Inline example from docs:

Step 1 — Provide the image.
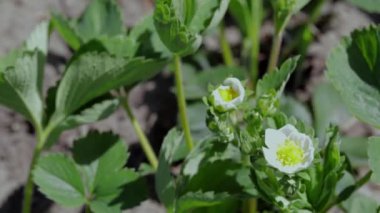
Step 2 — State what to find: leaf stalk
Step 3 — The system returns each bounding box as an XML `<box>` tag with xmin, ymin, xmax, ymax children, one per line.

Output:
<box><xmin>121</xmin><ymin>94</ymin><xmax>159</xmax><ymax>170</ymax></box>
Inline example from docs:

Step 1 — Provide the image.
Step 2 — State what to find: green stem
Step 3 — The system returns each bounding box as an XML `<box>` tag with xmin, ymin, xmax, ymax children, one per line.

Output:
<box><xmin>244</xmin><ymin>198</ymin><xmax>258</xmax><ymax>213</ymax></box>
<box><xmin>121</xmin><ymin>95</ymin><xmax>158</xmax><ymax>170</ymax></box>
<box><xmin>173</xmin><ymin>55</ymin><xmax>193</xmax><ymax>150</ymax></box>
<box><xmin>219</xmin><ymin>23</ymin><xmax>235</xmax><ymax>67</ymax></box>
<box><xmin>85</xmin><ymin>204</ymin><xmax>91</xmax><ymax>213</ymax></box>
<box><xmin>249</xmin><ymin>0</ymin><xmax>262</xmax><ymax>85</ymax></box>
<box><xmin>22</xmin><ymin>126</ymin><xmax>46</xmax><ymax>213</ymax></box>
<box><xmin>266</xmin><ymin>30</ymin><xmax>283</xmax><ymax>73</ymax></box>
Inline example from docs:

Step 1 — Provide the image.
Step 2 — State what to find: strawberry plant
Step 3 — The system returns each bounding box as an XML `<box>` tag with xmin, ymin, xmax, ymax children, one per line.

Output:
<box><xmin>0</xmin><ymin>0</ymin><xmax>379</xmax><ymax>212</ymax></box>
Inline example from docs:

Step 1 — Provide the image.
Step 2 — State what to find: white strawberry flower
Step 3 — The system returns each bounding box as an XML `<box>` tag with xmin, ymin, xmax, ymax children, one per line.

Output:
<box><xmin>263</xmin><ymin>124</ymin><xmax>314</xmax><ymax>174</ymax></box>
<box><xmin>211</xmin><ymin>77</ymin><xmax>245</xmax><ymax>112</ymax></box>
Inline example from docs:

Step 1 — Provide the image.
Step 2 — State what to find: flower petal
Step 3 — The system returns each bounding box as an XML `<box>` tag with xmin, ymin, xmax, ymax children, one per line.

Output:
<box><xmin>265</xmin><ymin>129</ymin><xmax>286</xmax><ymax>148</ymax></box>
<box><xmin>263</xmin><ymin>147</ymin><xmax>281</xmax><ymax>168</ymax></box>
<box><xmin>279</xmin><ymin>124</ymin><xmax>298</xmax><ymax>137</ymax></box>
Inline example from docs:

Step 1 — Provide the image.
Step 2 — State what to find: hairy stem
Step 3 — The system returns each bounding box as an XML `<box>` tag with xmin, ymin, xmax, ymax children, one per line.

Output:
<box><xmin>220</xmin><ymin>23</ymin><xmax>235</xmax><ymax>67</ymax></box>
<box><xmin>174</xmin><ymin>55</ymin><xmax>194</xmax><ymax>150</ymax></box>
<box><xmin>121</xmin><ymin>94</ymin><xmax>158</xmax><ymax>170</ymax></box>
<box><xmin>22</xmin><ymin>127</ymin><xmax>46</xmax><ymax>213</ymax></box>
<box><xmin>249</xmin><ymin>0</ymin><xmax>263</xmax><ymax>85</ymax></box>
<box><xmin>266</xmin><ymin>30</ymin><xmax>284</xmax><ymax>73</ymax></box>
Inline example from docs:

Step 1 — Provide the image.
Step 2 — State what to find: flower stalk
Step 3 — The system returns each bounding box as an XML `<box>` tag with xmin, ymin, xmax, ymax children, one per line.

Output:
<box><xmin>220</xmin><ymin>23</ymin><xmax>235</xmax><ymax>67</ymax></box>
<box><xmin>266</xmin><ymin>30</ymin><xmax>284</xmax><ymax>73</ymax></box>
<box><xmin>174</xmin><ymin>55</ymin><xmax>194</xmax><ymax>150</ymax></box>
<box><xmin>249</xmin><ymin>0</ymin><xmax>263</xmax><ymax>84</ymax></box>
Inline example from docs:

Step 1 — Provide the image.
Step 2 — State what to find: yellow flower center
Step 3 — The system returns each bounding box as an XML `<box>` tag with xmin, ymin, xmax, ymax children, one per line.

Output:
<box><xmin>218</xmin><ymin>87</ymin><xmax>239</xmax><ymax>102</ymax></box>
<box><xmin>276</xmin><ymin>139</ymin><xmax>304</xmax><ymax>166</ymax></box>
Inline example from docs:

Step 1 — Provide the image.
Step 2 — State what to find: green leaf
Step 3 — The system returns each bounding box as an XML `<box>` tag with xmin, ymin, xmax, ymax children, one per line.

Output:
<box><xmin>155</xmin><ymin>128</ymin><xmax>184</xmax><ymax>211</ymax></box>
<box><xmin>98</xmin><ymin>36</ymin><xmax>139</xmax><ymax>58</ymax></box>
<box><xmin>34</xmin><ymin>154</ymin><xmax>86</xmax><ymax>207</ymax></box>
<box><xmin>35</xmin><ymin>132</ymin><xmax>144</xmax><ymax>211</ymax></box>
<box><xmin>25</xmin><ymin>20</ymin><xmax>49</xmax><ymax>56</ymax></box>
<box><xmin>44</xmin><ymin>98</ymin><xmax>120</xmax><ymax>148</ymax></box>
<box><xmin>327</xmin><ymin>26</ymin><xmax>380</xmax><ymax>128</ymax></box>
<box><xmin>51</xmin><ymin>12</ymin><xmax>81</xmax><ymax>50</ymax></box>
<box><xmin>189</xmin><ymin>0</ymin><xmax>231</xmax><ymax>33</ymax></box>
<box><xmin>72</xmin><ymin>132</ymin><xmax>140</xmax><ymax>209</ymax></box>
<box><xmin>342</xmin><ymin>193</ymin><xmax>379</xmax><ymax>213</ymax></box>
<box><xmin>312</xmin><ymin>82</ymin><xmax>351</xmax><ymax>139</ymax></box>
<box><xmin>368</xmin><ymin>137</ymin><xmax>380</xmax><ymax>183</ymax></box>
<box><xmin>76</xmin><ymin>0</ymin><xmax>125</xmax><ymax>43</ymax></box>
<box><xmin>0</xmin><ymin>21</ymin><xmax>49</xmax><ymax>126</ymax></box>
<box><xmin>341</xmin><ymin>137</ymin><xmax>368</xmax><ymax>167</ymax></box>
<box><xmin>0</xmin><ymin>51</ymin><xmax>43</xmax><ymax>126</ymax></box>
<box><xmin>177</xmin><ymin>191</ymin><xmax>231</xmax><ymax>212</ymax></box>
<box><xmin>178</xmin><ymin>141</ymin><xmax>257</xmax><ymax>211</ymax></box>
<box><xmin>347</xmin><ymin>0</ymin><xmax>380</xmax><ymax>13</ymax></box>
<box><xmin>52</xmin><ymin>51</ymin><xmax>166</xmax><ymax>120</ymax></box>
<box><xmin>256</xmin><ymin>56</ymin><xmax>299</xmax><ymax>98</ymax></box>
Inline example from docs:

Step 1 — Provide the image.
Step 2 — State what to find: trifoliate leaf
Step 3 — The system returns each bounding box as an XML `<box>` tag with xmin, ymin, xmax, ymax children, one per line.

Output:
<box><xmin>72</xmin><ymin>132</ymin><xmax>139</xmax><ymax>203</ymax></box>
<box><xmin>256</xmin><ymin>56</ymin><xmax>299</xmax><ymax>98</ymax></box>
<box><xmin>368</xmin><ymin>137</ymin><xmax>380</xmax><ymax>184</ymax></box>
<box><xmin>155</xmin><ymin>128</ymin><xmax>184</xmax><ymax>212</ymax></box>
<box><xmin>327</xmin><ymin>26</ymin><xmax>380</xmax><ymax>128</ymax></box>
<box><xmin>34</xmin><ymin>154</ymin><xmax>86</xmax><ymax>207</ymax></box>
<box><xmin>36</xmin><ymin>132</ymin><xmax>144</xmax><ymax>211</ymax></box>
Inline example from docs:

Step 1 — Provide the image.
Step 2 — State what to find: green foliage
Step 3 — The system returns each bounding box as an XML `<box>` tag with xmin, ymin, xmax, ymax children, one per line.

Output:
<box><xmin>256</xmin><ymin>56</ymin><xmax>299</xmax><ymax>98</ymax></box>
<box><xmin>341</xmin><ymin>137</ymin><xmax>368</xmax><ymax>167</ymax></box>
<box><xmin>33</xmin><ymin>154</ymin><xmax>86</xmax><ymax>207</ymax></box>
<box><xmin>34</xmin><ymin>132</ymin><xmax>146</xmax><ymax>212</ymax></box>
<box><xmin>327</xmin><ymin>26</ymin><xmax>380</xmax><ymax>128</ymax></box>
<box><xmin>368</xmin><ymin>137</ymin><xmax>380</xmax><ymax>183</ymax></box>
<box><xmin>153</xmin><ymin>0</ymin><xmax>230</xmax><ymax>56</ymax></box>
<box><xmin>177</xmin><ymin>141</ymin><xmax>257</xmax><ymax>212</ymax></box>
<box><xmin>51</xmin><ymin>0</ymin><xmax>125</xmax><ymax>50</ymax></box>
<box><xmin>155</xmin><ymin>128</ymin><xmax>184</xmax><ymax>212</ymax></box>
<box><xmin>0</xmin><ymin>21</ymin><xmax>49</xmax><ymax>127</ymax></box>
<box><xmin>347</xmin><ymin>0</ymin><xmax>380</xmax><ymax>13</ymax></box>
<box><xmin>46</xmin><ymin>49</ymin><xmax>166</xmax><ymax>139</ymax></box>
<box><xmin>312</xmin><ymin>82</ymin><xmax>351</xmax><ymax>139</ymax></box>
